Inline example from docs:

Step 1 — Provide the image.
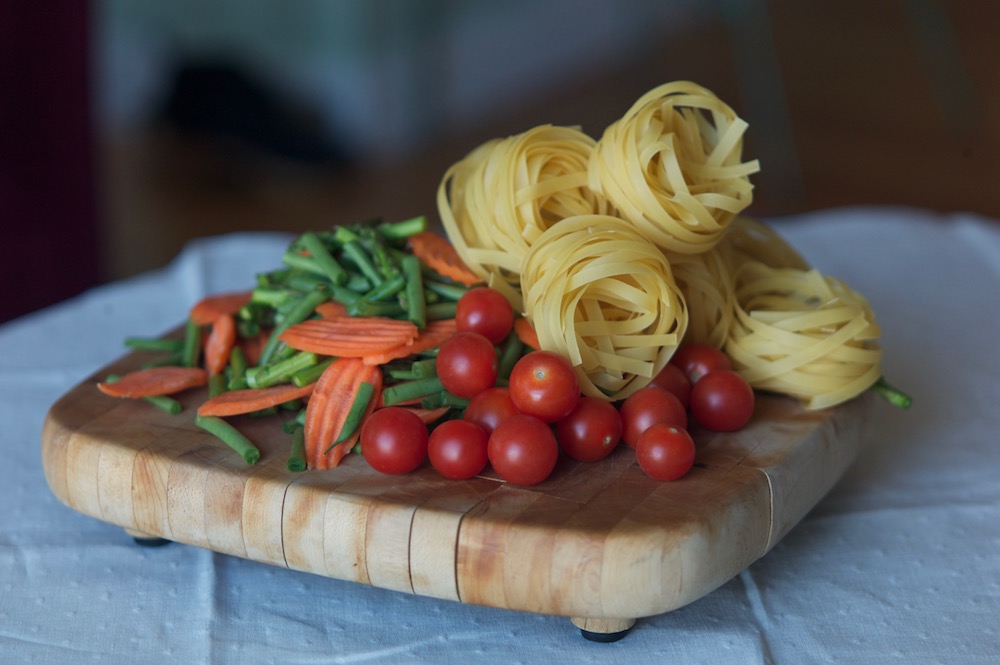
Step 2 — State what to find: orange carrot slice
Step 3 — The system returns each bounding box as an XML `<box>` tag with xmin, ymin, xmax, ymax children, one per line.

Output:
<box><xmin>400</xmin><ymin>405</ymin><xmax>451</xmax><ymax>425</ymax></box>
<box><xmin>204</xmin><ymin>314</ymin><xmax>237</xmax><ymax>375</ymax></box>
<box><xmin>514</xmin><ymin>317</ymin><xmax>541</xmax><ymax>351</ymax></box>
<box><xmin>315</xmin><ymin>301</ymin><xmax>349</xmax><ymax>319</ymax></box>
<box><xmin>408</xmin><ymin>231</ymin><xmax>483</xmax><ymax>286</ymax></box>
<box><xmin>197</xmin><ymin>382</ymin><xmax>316</xmax><ymax>417</ymax></box>
<box><xmin>304</xmin><ymin>358</ymin><xmax>383</xmax><ymax>470</ymax></box>
<box><xmin>189</xmin><ymin>291</ymin><xmax>253</xmax><ymax>326</ymax></box>
<box><xmin>280</xmin><ymin>317</ymin><xmax>419</xmax><ymax>357</ymax></box>
<box><xmin>362</xmin><ymin>318</ymin><xmax>458</xmax><ymax>365</ymax></box>
<box><xmin>98</xmin><ymin>367</ymin><xmax>209</xmax><ymax>398</ymax></box>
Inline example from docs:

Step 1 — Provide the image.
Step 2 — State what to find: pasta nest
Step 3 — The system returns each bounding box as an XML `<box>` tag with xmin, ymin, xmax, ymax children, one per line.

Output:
<box><xmin>588</xmin><ymin>81</ymin><xmax>760</xmax><ymax>254</ymax></box>
<box><xmin>436</xmin><ymin>124</ymin><xmax>612</xmax><ymax>291</ymax></box>
<box><xmin>665</xmin><ymin>245</ymin><xmax>735</xmax><ymax>350</ymax></box>
<box><xmin>724</xmin><ymin>261</ymin><xmax>883</xmax><ymax>410</ymax></box>
<box><xmin>521</xmin><ymin>215</ymin><xmax>688</xmax><ymax>400</ymax></box>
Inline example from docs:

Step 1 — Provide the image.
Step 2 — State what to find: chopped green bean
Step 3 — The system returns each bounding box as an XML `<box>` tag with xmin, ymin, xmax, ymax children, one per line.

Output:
<box><xmin>376</xmin><ymin>215</ymin><xmax>427</xmax><ymax>240</ymax></box>
<box><xmin>423</xmin><ymin>280</ymin><xmax>469</xmax><ymax>302</ymax></box>
<box><xmin>287</xmin><ymin>424</ymin><xmax>307</xmax><ymax>472</ymax></box>
<box><xmin>291</xmin><ymin>357</ymin><xmax>335</xmax><ymax>387</ymax></box>
<box><xmin>382</xmin><ymin>376</ymin><xmax>443</xmax><ymax>406</ymax></box>
<box><xmin>325</xmin><ymin>381</ymin><xmax>376</xmax><ymax>453</ymax></box>
<box><xmin>497</xmin><ymin>331</ymin><xmax>525</xmax><ymax>380</ymax></box>
<box><xmin>401</xmin><ymin>255</ymin><xmax>426</xmax><ymax>329</ymax></box>
<box><xmin>347</xmin><ymin>299</ymin><xmax>405</xmax><ymax>318</ymax></box>
<box><xmin>361</xmin><ymin>273</ymin><xmax>406</xmax><ymax>302</ymax></box>
<box><xmin>181</xmin><ymin>320</ymin><xmax>202</xmax><ymax>368</ymax></box>
<box><xmin>195</xmin><ymin>415</ymin><xmax>260</xmax><ymax>464</ymax></box>
<box><xmin>141</xmin><ymin>352</ymin><xmax>184</xmax><ymax>369</ymax></box>
<box><xmin>411</xmin><ymin>358</ymin><xmax>437</xmax><ymax>378</ymax></box>
<box><xmin>124</xmin><ymin>337</ymin><xmax>184</xmax><ymax>352</ymax></box>
<box><xmin>228</xmin><ymin>346</ymin><xmax>248</xmax><ymax>390</ymax></box>
<box><xmin>872</xmin><ymin>376</ymin><xmax>913</xmax><ymax>409</ymax></box>
<box><xmin>246</xmin><ymin>351</ymin><xmax>319</xmax><ymax>389</ymax></box>
<box><xmin>300</xmin><ymin>231</ymin><xmax>349</xmax><ymax>286</ymax></box>
<box><xmin>425</xmin><ymin>301</ymin><xmax>458</xmax><ymax>321</ymax></box>
<box><xmin>342</xmin><ymin>240</ymin><xmax>383</xmax><ymax>288</ymax></box>
<box><xmin>251</xmin><ymin>287</ymin><xmax>298</xmax><ymax>308</ymax></box>
<box><xmin>208</xmin><ymin>373</ymin><xmax>227</xmax><ymax>398</ymax></box>
<box><xmin>258</xmin><ymin>289</ymin><xmax>329</xmax><ymax>366</ymax></box>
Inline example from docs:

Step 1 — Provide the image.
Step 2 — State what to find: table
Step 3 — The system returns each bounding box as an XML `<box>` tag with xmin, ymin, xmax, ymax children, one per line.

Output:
<box><xmin>3</xmin><ymin>207</ymin><xmax>998</xmax><ymax>663</ymax></box>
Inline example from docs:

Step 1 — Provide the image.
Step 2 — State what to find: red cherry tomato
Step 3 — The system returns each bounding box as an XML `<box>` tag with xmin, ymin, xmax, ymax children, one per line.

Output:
<box><xmin>435</xmin><ymin>332</ymin><xmax>498</xmax><ymax>398</ymax></box>
<box><xmin>487</xmin><ymin>414</ymin><xmax>559</xmax><ymax>486</ymax></box>
<box><xmin>690</xmin><ymin>369</ymin><xmax>755</xmax><ymax>432</ymax></box>
<box><xmin>554</xmin><ymin>397</ymin><xmax>622</xmax><ymax>462</ymax></box>
<box><xmin>463</xmin><ymin>386</ymin><xmax>519</xmax><ymax>436</ymax></box>
<box><xmin>508</xmin><ymin>351</ymin><xmax>580</xmax><ymax>423</ymax></box>
<box><xmin>360</xmin><ymin>407</ymin><xmax>428</xmax><ymax>474</ymax></box>
<box><xmin>456</xmin><ymin>287</ymin><xmax>514</xmax><ymax>344</ymax></box>
<box><xmin>428</xmin><ymin>419</ymin><xmax>489</xmax><ymax>479</ymax></box>
<box><xmin>670</xmin><ymin>343</ymin><xmax>731</xmax><ymax>384</ymax></box>
<box><xmin>648</xmin><ymin>362</ymin><xmax>692</xmax><ymax>408</ymax></box>
<box><xmin>636</xmin><ymin>423</ymin><xmax>696</xmax><ymax>481</ymax></box>
<box><xmin>619</xmin><ymin>386</ymin><xmax>688</xmax><ymax>448</ymax></box>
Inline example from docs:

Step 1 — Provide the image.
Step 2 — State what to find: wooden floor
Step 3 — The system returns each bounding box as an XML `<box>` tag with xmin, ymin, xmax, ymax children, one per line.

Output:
<box><xmin>100</xmin><ymin>0</ymin><xmax>1000</xmax><ymax>282</ymax></box>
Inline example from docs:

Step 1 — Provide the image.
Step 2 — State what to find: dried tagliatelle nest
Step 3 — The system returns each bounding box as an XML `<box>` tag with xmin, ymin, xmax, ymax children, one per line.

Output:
<box><xmin>520</xmin><ymin>215</ymin><xmax>688</xmax><ymax>400</ymax></box>
<box><xmin>724</xmin><ymin>261</ymin><xmax>882</xmax><ymax>410</ymax></box>
<box><xmin>588</xmin><ymin>81</ymin><xmax>760</xmax><ymax>255</ymax></box>
<box><xmin>437</xmin><ymin>124</ymin><xmax>613</xmax><ymax>292</ymax></box>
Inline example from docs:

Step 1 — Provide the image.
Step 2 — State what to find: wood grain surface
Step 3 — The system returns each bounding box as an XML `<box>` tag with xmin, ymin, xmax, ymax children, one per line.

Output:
<box><xmin>41</xmin><ymin>349</ymin><xmax>878</xmax><ymax>630</ymax></box>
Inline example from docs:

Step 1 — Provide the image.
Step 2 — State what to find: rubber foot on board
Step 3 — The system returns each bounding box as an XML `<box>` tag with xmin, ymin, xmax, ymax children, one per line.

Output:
<box><xmin>571</xmin><ymin>617</ymin><xmax>635</xmax><ymax>642</ymax></box>
<box><xmin>133</xmin><ymin>536</ymin><xmax>172</xmax><ymax>547</ymax></box>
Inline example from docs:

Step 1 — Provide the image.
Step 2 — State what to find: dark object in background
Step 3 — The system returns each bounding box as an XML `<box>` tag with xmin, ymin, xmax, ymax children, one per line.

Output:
<box><xmin>0</xmin><ymin>0</ymin><xmax>101</xmax><ymax>324</ymax></box>
<box><xmin>158</xmin><ymin>60</ymin><xmax>351</xmax><ymax>167</ymax></box>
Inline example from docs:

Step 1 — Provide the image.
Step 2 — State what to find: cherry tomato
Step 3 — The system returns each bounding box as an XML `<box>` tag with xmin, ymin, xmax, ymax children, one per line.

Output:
<box><xmin>487</xmin><ymin>414</ymin><xmax>559</xmax><ymax>486</ymax></box>
<box><xmin>636</xmin><ymin>423</ymin><xmax>696</xmax><ymax>481</ymax></box>
<box><xmin>456</xmin><ymin>287</ymin><xmax>514</xmax><ymax>344</ymax></box>
<box><xmin>554</xmin><ymin>397</ymin><xmax>622</xmax><ymax>462</ymax></box>
<box><xmin>463</xmin><ymin>386</ymin><xmax>519</xmax><ymax>436</ymax></box>
<box><xmin>428</xmin><ymin>419</ymin><xmax>489</xmax><ymax>479</ymax></box>
<box><xmin>360</xmin><ymin>407</ymin><xmax>428</xmax><ymax>474</ymax></box>
<box><xmin>508</xmin><ymin>351</ymin><xmax>580</xmax><ymax>423</ymax></box>
<box><xmin>649</xmin><ymin>362</ymin><xmax>692</xmax><ymax>408</ymax></box>
<box><xmin>619</xmin><ymin>386</ymin><xmax>688</xmax><ymax>448</ymax></box>
<box><xmin>670</xmin><ymin>343</ymin><xmax>731</xmax><ymax>384</ymax></box>
<box><xmin>436</xmin><ymin>331</ymin><xmax>498</xmax><ymax>398</ymax></box>
<box><xmin>690</xmin><ymin>369</ymin><xmax>755</xmax><ymax>432</ymax></box>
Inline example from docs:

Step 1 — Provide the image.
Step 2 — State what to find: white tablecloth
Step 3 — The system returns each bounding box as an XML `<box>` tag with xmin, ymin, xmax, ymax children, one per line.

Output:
<box><xmin>3</xmin><ymin>207</ymin><xmax>998</xmax><ymax>664</ymax></box>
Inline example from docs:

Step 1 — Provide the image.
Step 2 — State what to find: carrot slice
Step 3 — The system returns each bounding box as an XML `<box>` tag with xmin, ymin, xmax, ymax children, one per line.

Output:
<box><xmin>514</xmin><ymin>317</ymin><xmax>541</xmax><ymax>351</ymax></box>
<box><xmin>315</xmin><ymin>301</ymin><xmax>349</xmax><ymax>319</ymax></box>
<box><xmin>98</xmin><ymin>367</ymin><xmax>209</xmax><ymax>398</ymax></box>
<box><xmin>189</xmin><ymin>291</ymin><xmax>253</xmax><ymax>326</ymax></box>
<box><xmin>204</xmin><ymin>314</ymin><xmax>237</xmax><ymax>375</ymax></box>
<box><xmin>280</xmin><ymin>317</ymin><xmax>419</xmax><ymax>357</ymax></box>
<box><xmin>197</xmin><ymin>382</ymin><xmax>316</xmax><ymax>417</ymax></box>
<box><xmin>362</xmin><ymin>318</ymin><xmax>458</xmax><ymax>365</ymax></box>
<box><xmin>304</xmin><ymin>358</ymin><xmax>383</xmax><ymax>470</ymax></box>
<box><xmin>408</xmin><ymin>231</ymin><xmax>483</xmax><ymax>286</ymax></box>
<box><xmin>400</xmin><ymin>405</ymin><xmax>451</xmax><ymax>425</ymax></box>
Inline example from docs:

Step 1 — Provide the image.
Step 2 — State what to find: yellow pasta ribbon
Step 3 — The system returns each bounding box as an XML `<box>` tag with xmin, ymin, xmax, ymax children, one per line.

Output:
<box><xmin>725</xmin><ymin>261</ymin><xmax>882</xmax><ymax>410</ymax></box>
<box><xmin>589</xmin><ymin>81</ymin><xmax>760</xmax><ymax>254</ymax></box>
<box><xmin>521</xmin><ymin>215</ymin><xmax>688</xmax><ymax>400</ymax></box>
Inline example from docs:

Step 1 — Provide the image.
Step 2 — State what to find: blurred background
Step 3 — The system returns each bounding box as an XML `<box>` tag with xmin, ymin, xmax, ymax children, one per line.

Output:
<box><xmin>3</xmin><ymin>0</ymin><xmax>998</xmax><ymax>323</ymax></box>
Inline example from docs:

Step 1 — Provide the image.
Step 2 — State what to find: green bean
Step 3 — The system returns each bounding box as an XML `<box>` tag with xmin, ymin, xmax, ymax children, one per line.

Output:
<box><xmin>195</xmin><ymin>415</ymin><xmax>260</xmax><ymax>465</ymax></box>
<box><xmin>411</xmin><ymin>358</ymin><xmax>437</xmax><ymax>378</ymax></box>
<box><xmin>425</xmin><ymin>301</ymin><xmax>458</xmax><ymax>321</ymax></box>
<box><xmin>381</xmin><ymin>376</ymin><xmax>443</xmax><ymax>406</ymax></box>
<box><xmin>497</xmin><ymin>331</ymin><xmax>525</xmax><ymax>380</ymax></box>
<box><xmin>287</xmin><ymin>425</ymin><xmax>307</xmax><ymax>472</ymax></box>
<box><xmin>423</xmin><ymin>280</ymin><xmax>469</xmax><ymax>302</ymax></box>
<box><xmin>401</xmin><ymin>255</ymin><xmax>426</xmax><ymax>329</ymax></box>
<box><xmin>124</xmin><ymin>337</ymin><xmax>184</xmax><ymax>353</ymax></box>
<box><xmin>181</xmin><ymin>320</ymin><xmax>202</xmax><ymax>368</ymax></box>
<box><xmin>245</xmin><ymin>351</ymin><xmax>319</xmax><ymax>389</ymax></box>
<box><xmin>291</xmin><ymin>357</ymin><xmax>335</xmax><ymax>387</ymax></box>
<box><xmin>376</xmin><ymin>215</ymin><xmax>427</xmax><ymax>240</ymax></box>
<box><xmin>208</xmin><ymin>373</ymin><xmax>227</xmax><ymax>398</ymax></box>
<box><xmin>227</xmin><ymin>346</ymin><xmax>248</xmax><ymax>390</ymax></box>
<box><xmin>361</xmin><ymin>273</ymin><xmax>406</xmax><ymax>302</ymax></box>
<box><xmin>258</xmin><ymin>289</ymin><xmax>329</xmax><ymax>366</ymax></box>
<box><xmin>300</xmin><ymin>231</ymin><xmax>349</xmax><ymax>286</ymax></box>
<box><xmin>325</xmin><ymin>381</ymin><xmax>376</xmax><ymax>453</ymax></box>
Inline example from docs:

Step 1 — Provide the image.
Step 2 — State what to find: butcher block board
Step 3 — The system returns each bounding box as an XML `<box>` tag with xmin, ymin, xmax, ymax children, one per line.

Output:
<box><xmin>41</xmin><ymin>348</ymin><xmax>879</xmax><ymax>637</ymax></box>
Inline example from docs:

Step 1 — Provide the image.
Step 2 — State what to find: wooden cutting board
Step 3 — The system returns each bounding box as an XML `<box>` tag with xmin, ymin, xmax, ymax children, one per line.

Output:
<box><xmin>41</xmin><ymin>348</ymin><xmax>878</xmax><ymax>640</ymax></box>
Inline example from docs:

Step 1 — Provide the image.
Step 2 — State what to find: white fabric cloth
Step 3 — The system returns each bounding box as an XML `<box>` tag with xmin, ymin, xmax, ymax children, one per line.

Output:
<box><xmin>2</xmin><ymin>207</ymin><xmax>997</xmax><ymax>664</ymax></box>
